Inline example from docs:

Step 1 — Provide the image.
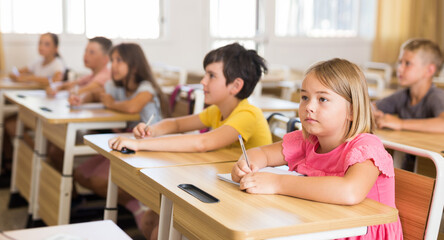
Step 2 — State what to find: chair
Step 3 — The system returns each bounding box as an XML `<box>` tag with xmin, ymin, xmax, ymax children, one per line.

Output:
<box><xmin>267</xmin><ymin>113</ymin><xmax>301</xmax><ymax>142</ymax></box>
<box><xmin>152</xmin><ymin>62</ymin><xmax>188</xmax><ymax>86</ymax></box>
<box><xmin>364</xmin><ymin>72</ymin><xmax>386</xmax><ymax>100</ymax></box>
<box><xmin>363</xmin><ymin>62</ymin><xmax>393</xmax><ymax>85</ymax></box>
<box><xmin>169</xmin><ymin>84</ymin><xmax>205</xmax><ymax>117</ymax></box>
<box><xmin>259</xmin><ymin>65</ymin><xmax>302</xmax><ymax>100</ymax></box>
<box><xmin>383</xmin><ymin>140</ymin><xmax>444</xmax><ymax>240</ymax></box>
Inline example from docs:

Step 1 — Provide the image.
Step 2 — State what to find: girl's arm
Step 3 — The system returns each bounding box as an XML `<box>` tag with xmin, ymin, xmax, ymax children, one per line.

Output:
<box><xmin>240</xmin><ymin>159</ymin><xmax>380</xmax><ymax>205</ymax></box>
<box><xmin>68</xmin><ymin>87</ymin><xmax>103</xmax><ymax>106</ymax></box>
<box><xmin>14</xmin><ymin>71</ymin><xmax>63</xmax><ymax>85</ymax></box>
<box><xmin>232</xmin><ymin>142</ymin><xmax>287</xmax><ymax>182</ymax></box>
<box><xmin>109</xmin><ymin>124</ymin><xmax>241</xmax><ymax>153</ymax></box>
<box><xmin>101</xmin><ymin>91</ymin><xmax>152</xmax><ymax>114</ymax></box>
<box><xmin>133</xmin><ymin>114</ymin><xmax>206</xmax><ymax>138</ymax></box>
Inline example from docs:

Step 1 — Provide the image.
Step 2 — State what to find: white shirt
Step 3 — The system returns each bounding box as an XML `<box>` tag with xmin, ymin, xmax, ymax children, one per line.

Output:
<box><xmin>27</xmin><ymin>57</ymin><xmax>65</xmax><ymax>79</ymax></box>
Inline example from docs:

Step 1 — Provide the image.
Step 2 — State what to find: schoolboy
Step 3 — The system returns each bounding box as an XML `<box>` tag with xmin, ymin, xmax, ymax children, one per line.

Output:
<box><xmin>109</xmin><ymin>42</ymin><xmax>272</xmax><ymax>152</ymax></box>
<box><xmin>108</xmin><ymin>43</ymin><xmax>273</xmax><ymax>239</ymax></box>
<box><xmin>374</xmin><ymin>38</ymin><xmax>444</xmax><ymax>133</ymax></box>
<box><xmin>46</xmin><ymin>36</ymin><xmax>112</xmax><ymax>96</ymax></box>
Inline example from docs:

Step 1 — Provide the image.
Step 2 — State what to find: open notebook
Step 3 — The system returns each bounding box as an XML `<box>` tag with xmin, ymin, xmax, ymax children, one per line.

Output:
<box><xmin>217</xmin><ymin>165</ymin><xmax>303</xmax><ymax>186</ymax></box>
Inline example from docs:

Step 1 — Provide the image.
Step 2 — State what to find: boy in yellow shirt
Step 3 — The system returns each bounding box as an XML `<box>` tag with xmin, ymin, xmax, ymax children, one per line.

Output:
<box><xmin>109</xmin><ymin>43</ymin><xmax>272</xmax><ymax>152</ymax></box>
<box><xmin>108</xmin><ymin>43</ymin><xmax>272</xmax><ymax>239</ymax></box>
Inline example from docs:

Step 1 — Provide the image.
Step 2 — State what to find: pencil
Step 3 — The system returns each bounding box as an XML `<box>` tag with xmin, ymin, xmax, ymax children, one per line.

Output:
<box><xmin>238</xmin><ymin>135</ymin><xmax>250</xmax><ymax>169</ymax></box>
<box><xmin>144</xmin><ymin>114</ymin><xmax>155</xmax><ymax>132</ymax></box>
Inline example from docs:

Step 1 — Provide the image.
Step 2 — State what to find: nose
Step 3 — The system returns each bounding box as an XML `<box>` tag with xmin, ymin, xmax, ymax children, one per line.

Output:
<box><xmin>397</xmin><ymin>62</ymin><xmax>404</xmax><ymax>74</ymax></box>
<box><xmin>305</xmin><ymin>99</ymin><xmax>315</xmax><ymax>113</ymax></box>
<box><xmin>200</xmin><ymin>75</ymin><xmax>208</xmax><ymax>85</ymax></box>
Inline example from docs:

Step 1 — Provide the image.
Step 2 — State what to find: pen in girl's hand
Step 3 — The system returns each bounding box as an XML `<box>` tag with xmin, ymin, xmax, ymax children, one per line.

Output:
<box><xmin>144</xmin><ymin>114</ymin><xmax>155</xmax><ymax>132</ymax></box>
<box><xmin>238</xmin><ymin>135</ymin><xmax>250</xmax><ymax>169</ymax></box>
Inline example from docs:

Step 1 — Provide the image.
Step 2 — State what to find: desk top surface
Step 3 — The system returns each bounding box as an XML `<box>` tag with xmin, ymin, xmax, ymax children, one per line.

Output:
<box><xmin>4</xmin><ymin>90</ymin><xmax>140</xmax><ymax>124</ymax></box>
<box><xmin>140</xmin><ymin>162</ymin><xmax>398</xmax><ymax>239</ymax></box>
<box><xmin>375</xmin><ymin>129</ymin><xmax>444</xmax><ymax>155</ymax></box>
<box><xmin>0</xmin><ymin>220</ymin><xmax>131</xmax><ymax>240</ymax></box>
<box><xmin>0</xmin><ymin>77</ymin><xmax>45</xmax><ymax>90</ymax></box>
<box><xmin>248</xmin><ymin>95</ymin><xmax>299</xmax><ymax>112</ymax></box>
<box><xmin>84</xmin><ymin>133</ymin><xmax>242</xmax><ymax>174</ymax></box>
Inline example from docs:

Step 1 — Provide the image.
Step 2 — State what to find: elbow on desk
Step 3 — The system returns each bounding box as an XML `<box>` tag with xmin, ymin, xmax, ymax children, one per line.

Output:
<box><xmin>337</xmin><ymin>186</ymin><xmax>367</xmax><ymax>206</ymax></box>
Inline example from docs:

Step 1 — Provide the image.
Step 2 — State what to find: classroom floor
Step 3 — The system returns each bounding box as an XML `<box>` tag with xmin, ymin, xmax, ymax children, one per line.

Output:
<box><xmin>0</xmin><ymin>188</ymin><xmax>145</xmax><ymax>239</ymax></box>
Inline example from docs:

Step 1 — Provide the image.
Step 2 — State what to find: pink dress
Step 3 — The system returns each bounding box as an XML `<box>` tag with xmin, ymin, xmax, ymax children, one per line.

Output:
<box><xmin>282</xmin><ymin>131</ymin><xmax>403</xmax><ymax>240</ymax></box>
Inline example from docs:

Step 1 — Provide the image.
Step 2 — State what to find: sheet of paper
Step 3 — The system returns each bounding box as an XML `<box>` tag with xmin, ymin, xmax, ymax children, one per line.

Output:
<box><xmin>217</xmin><ymin>166</ymin><xmax>303</xmax><ymax>186</ymax></box>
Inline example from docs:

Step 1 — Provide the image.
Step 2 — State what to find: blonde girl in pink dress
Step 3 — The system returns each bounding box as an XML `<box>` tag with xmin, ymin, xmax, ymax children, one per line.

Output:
<box><xmin>231</xmin><ymin>58</ymin><xmax>403</xmax><ymax>239</ymax></box>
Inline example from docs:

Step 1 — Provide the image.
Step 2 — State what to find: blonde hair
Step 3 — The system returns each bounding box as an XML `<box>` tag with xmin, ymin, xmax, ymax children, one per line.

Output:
<box><xmin>401</xmin><ymin>38</ymin><xmax>443</xmax><ymax>75</ymax></box>
<box><xmin>302</xmin><ymin>58</ymin><xmax>375</xmax><ymax>141</ymax></box>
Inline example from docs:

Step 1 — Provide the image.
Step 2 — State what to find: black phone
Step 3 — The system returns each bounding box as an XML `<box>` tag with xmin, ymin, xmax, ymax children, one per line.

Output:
<box><xmin>120</xmin><ymin>147</ymin><xmax>135</xmax><ymax>154</ymax></box>
<box><xmin>178</xmin><ymin>184</ymin><xmax>219</xmax><ymax>203</ymax></box>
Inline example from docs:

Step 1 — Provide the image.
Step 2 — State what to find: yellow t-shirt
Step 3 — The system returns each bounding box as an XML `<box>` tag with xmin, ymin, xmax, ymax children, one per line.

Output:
<box><xmin>198</xmin><ymin>99</ymin><xmax>272</xmax><ymax>149</ymax></box>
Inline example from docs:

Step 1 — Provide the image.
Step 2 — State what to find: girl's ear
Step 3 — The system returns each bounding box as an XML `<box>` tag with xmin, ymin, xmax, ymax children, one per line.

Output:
<box><xmin>230</xmin><ymin>78</ymin><xmax>244</xmax><ymax>95</ymax></box>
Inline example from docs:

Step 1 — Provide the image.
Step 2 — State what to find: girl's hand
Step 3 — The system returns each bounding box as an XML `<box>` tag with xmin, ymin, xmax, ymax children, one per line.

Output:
<box><xmin>101</xmin><ymin>93</ymin><xmax>115</xmax><ymax>108</ymax></box>
<box><xmin>133</xmin><ymin>122</ymin><xmax>154</xmax><ymax>139</ymax></box>
<box><xmin>239</xmin><ymin>172</ymin><xmax>280</xmax><ymax>194</ymax></box>
<box><xmin>68</xmin><ymin>94</ymin><xmax>82</xmax><ymax>106</ymax></box>
<box><xmin>108</xmin><ymin>136</ymin><xmax>139</xmax><ymax>151</ymax></box>
<box><xmin>46</xmin><ymin>85</ymin><xmax>58</xmax><ymax>97</ymax></box>
<box><xmin>231</xmin><ymin>156</ymin><xmax>260</xmax><ymax>183</ymax></box>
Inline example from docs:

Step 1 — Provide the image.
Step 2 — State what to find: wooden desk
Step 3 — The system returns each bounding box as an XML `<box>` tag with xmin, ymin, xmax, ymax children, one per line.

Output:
<box><xmin>5</xmin><ymin>90</ymin><xmax>139</xmax><ymax>226</ymax></box>
<box><xmin>0</xmin><ymin>77</ymin><xmax>44</xmax><ymax>174</ymax></box>
<box><xmin>248</xmin><ymin>95</ymin><xmax>299</xmax><ymax>117</ymax></box>
<box><xmin>83</xmin><ymin>133</ymin><xmax>241</xmax><ymax>222</ymax></box>
<box><xmin>375</xmin><ymin>129</ymin><xmax>444</xmax><ymax>156</ymax></box>
<box><xmin>0</xmin><ymin>220</ymin><xmax>131</xmax><ymax>240</ymax></box>
<box><xmin>140</xmin><ymin>162</ymin><xmax>399</xmax><ymax>240</ymax></box>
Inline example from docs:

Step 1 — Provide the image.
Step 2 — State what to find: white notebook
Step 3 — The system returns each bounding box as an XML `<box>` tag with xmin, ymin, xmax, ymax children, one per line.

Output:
<box><xmin>217</xmin><ymin>165</ymin><xmax>303</xmax><ymax>186</ymax></box>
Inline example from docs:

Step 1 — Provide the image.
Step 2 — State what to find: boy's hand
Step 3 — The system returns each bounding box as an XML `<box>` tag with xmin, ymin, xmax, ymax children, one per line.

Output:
<box><xmin>108</xmin><ymin>136</ymin><xmax>139</xmax><ymax>151</ymax></box>
<box><xmin>68</xmin><ymin>94</ymin><xmax>82</xmax><ymax>106</ymax></box>
<box><xmin>133</xmin><ymin>122</ymin><xmax>154</xmax><ymax>139</ymax></box>
<box><xmin>231</xmin><ymin>156</ymin><xmax>260</xmax><ymax>183</ymax></box>
<box><xmin>376</xmin><ymin>113</ymin><xmax>402</xmax><ymax>130</ymax></box>
<box><xmin>239</xmin><ymin>172</ymin><xmax>280</xmax><ymax>194</ymax></box>
<box><xmin>101</xmin><ymin>93</ymin><xmax>114</xmax><ymax>108</ymax></box>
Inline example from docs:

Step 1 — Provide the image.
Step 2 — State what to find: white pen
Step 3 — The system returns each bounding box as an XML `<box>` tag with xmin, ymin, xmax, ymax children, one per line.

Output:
<box><xmin>238</xmin><ymin>135</ymin><xmax>250</xmax><ymax>169</ymax></box>
<box><xmin>144</xmin><ymin>114</ymin><xmax>155</xmax><ymax>132</ymax></box>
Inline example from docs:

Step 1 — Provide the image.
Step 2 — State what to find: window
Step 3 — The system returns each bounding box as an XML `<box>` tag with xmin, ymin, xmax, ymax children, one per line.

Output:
<box><xmin>0</xmin><ymin>0</ymin><xmax>63</xmax><ymax>34</ymax></box>
<box><xmin>210</xmin><ymin>0</ymin><xmax>263</xmax><ymax>51</ymax></box>
<box><xmin>1</xmin><ymin>0</ymin><xmax>162</xmax><ymax>39</ymax></box>
<box><xmin>275</xmin><ymin>0</ymin><xmax>373</xmax><ymax>38</ymax></box>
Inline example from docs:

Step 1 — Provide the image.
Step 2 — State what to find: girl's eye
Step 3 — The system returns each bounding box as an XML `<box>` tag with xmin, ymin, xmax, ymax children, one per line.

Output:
<box><xmin>319</xmin><ymin>97</ymin><xmax>327</xmax><ymax>102</ymax></box>
<box><xmin>405</xmin><ymin>61</ymin><xmax>410</xmax><ymax>66</ymax></box>
<box><xmin>300</xmin><ymin>95</ymin><xmax>308</xmax><ymax>101</ymax></box>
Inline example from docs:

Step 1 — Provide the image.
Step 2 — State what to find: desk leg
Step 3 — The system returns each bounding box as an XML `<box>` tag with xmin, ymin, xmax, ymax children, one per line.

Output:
<box><xmin>8</xmin><ymin>114</ymin><xmax>25</xmax><ymax>209</ymax></box>
<box><xmin>158</xmin><ymin>195</ymin><xmax>174</xmax><ymax>240</ymax></box>
<box><xmin>31</xmin><ymin>119</ymin><xmax>47</xmax><ymax>223</ymax></box>
<box><xmin>57</xmin><ymin>124</ymin><xmax>77</xmax><ymax>225</ymax></box>
<box><xmin>168</xmin><ymin>207</ymin><xmax>182</xmax><ymax>240</ymax></box>
<box><xmin>104</xmin><ymin>169</ymin><xmax>118</xmax><ymax>222</ymax></box>
<box><xmin>9</xmin><ymin>115</ymin><xmax>23</xmax><ymax>193</ymax></box>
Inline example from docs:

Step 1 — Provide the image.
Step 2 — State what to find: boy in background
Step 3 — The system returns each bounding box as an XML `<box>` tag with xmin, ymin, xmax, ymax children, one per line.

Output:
<box><xmin>46</xmin><ymin>36</ymin><xmax>112</xmax><ymax>96</ymax></box>
<box><xmin>373</xmin><ymin>38</ymin><xmax>444</xmax><ymax>170</ymax></box>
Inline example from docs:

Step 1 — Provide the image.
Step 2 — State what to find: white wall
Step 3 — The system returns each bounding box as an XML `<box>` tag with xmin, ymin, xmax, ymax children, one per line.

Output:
<box><xmin>2</xmin><ymin>0</ymin><xmax>374</xmax><ymax>76</ymax></box>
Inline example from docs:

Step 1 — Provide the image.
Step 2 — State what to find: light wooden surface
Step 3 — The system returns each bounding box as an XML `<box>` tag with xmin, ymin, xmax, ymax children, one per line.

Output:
<box><xmin>0</xmin><ymin>220</ymin><xmax>131</xmax><ymax>240</ymax></box>
<box><xmin>0</xmin><ymin>77</ymin><xmax>45</xmax><ymax>89</ymax></box>
<box><xmin>5</xmin><ymin>90</ymin><xmax>140</xmax><ymax>124</ymax></box>
<box><xmin>84</xmin><ymin>133</ymin><xmax>242</xmax><ymax>175</ymax></box>
<box><xmin>84</xmin><ymin>133</ymin><xmax>242</xmax><ymax>213</ymax></box>
<box><xmin>375</xmin><ymin>129</ymin><xmax>444</xmax><ymax>156</ymax></box>
<box><xmin>140</xmin><ymin>162</ymin><xmax>399</xmax><ymax>240</ymax></box>
<box><xmin>248</xmin><ymin>95</ymin><xmax>299</xmax><ymax>112</ymax></box>
<box><xmin>395</xmin><ymin>168</ymin><xmax>435</xmax><ymax>240</ymax></box>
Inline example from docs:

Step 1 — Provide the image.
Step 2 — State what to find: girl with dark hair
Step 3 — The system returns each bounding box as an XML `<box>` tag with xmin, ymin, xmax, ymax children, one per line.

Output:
<box><xmin>71</xmin><ymin>43</ymin><xmax>169</xmax><ymax>233</ymax></box>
